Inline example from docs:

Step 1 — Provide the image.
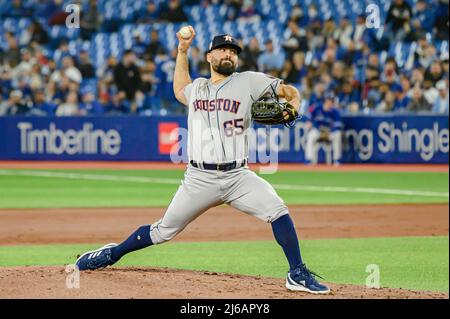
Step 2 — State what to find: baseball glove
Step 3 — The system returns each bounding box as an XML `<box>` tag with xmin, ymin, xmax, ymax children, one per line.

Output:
<box><xmin>251</xmin><ymin>86</ymin><xmax>299</xmax><ymax>128</ymax></box>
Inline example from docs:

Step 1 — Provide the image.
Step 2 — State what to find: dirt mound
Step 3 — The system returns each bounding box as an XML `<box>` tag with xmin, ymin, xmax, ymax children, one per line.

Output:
<box><xmin>0</xmin><ymin>204</ymin><xmax>448</xmax><ymax>245</ymax></box>
<box><xmin>0</xmin><ymin>266</ymin><xmax>447</xmax><ymax>299</ymax></box>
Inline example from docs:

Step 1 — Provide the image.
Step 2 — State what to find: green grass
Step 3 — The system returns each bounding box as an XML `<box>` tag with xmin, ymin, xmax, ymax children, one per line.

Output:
<box><xmin>0</xmin><ymin>169</ymin><xmax>448</xmax><ymax>208</ymax></box>
<box><xmin>0</xmin><ymin>236</ymin><xmax>448</xmax><ymax>292</ymax></box>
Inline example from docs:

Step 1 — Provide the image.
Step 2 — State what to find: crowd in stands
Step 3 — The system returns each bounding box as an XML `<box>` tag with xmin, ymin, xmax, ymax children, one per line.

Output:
<box><xmin>0</xmin><ymin>0</ymin><xmax>448</xmax><ymax>117</ymax></box>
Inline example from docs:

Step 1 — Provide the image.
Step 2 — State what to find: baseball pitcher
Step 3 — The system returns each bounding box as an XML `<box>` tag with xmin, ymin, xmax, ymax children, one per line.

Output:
<box><xmin>75</xmin><ymin>26</ymin><xmax>330</xmax><ymax>294</ymax></box>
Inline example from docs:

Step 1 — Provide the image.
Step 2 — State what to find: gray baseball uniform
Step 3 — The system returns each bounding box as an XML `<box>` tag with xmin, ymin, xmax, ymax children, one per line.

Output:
<box><xmin>150</xmin><ymin>71</ymin><xmax>289</xmax><ymax>245</ymax></box>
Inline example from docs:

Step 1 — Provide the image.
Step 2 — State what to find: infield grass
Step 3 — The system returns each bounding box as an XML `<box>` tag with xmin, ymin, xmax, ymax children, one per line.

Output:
<box><xmin>0</xmin><ymin>236</ymin><xmax>448</xmax><ymax>292</ymax></box>
<box><xmin>0</xmin><ymin>169</ymin><xmax>448</xmax><ymax>208</ymax></box>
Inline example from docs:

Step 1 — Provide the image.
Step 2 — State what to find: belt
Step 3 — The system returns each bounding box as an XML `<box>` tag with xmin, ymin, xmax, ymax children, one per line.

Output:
<box><xmin>190</xmin><ymin>159</ymin><xmax>247</xmax><ymax>172</ymax></box>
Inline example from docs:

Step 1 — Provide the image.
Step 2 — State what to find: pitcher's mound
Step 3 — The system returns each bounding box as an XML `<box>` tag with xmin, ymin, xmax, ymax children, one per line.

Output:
<box><xmin>0</xmin><ymin>266</ymin><xmax>447</xmax><ymax>299</ymax></box>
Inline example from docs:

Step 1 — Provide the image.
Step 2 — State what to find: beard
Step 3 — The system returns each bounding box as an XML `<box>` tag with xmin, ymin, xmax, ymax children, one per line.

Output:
<box><xmin>212</xmin><ymin>58</ymin><xmax>237</xmax><ymax>76</ymax></box>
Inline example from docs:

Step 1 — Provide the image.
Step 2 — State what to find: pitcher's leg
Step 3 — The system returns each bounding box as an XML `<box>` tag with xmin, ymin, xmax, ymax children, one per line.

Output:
<box><xmin>76</xmin><ymin>168</ymin><xmax>221</xmax><ymax>270</ymax></box>
<box><xmin>225</xmin><ymin>169</ymin><xmax>302</xmax><ymax>269</ymax></box>
<box><xmin>271</xmin><ymin>214</ymin><xmax>303</xmax><ymax>270</ymax></box>
<box><xmin>110</xmin><ymin>181</ymin><xmax>219</xmax><ymax>263</ymax></box>
<box><xmin>225</xmin><ymin>169</ymin><xmax>329</xmax><ymax>293</ymax></box>
<box><xmin>149</xmin><ymin>180</ymin><xmax>221</xmax><ymax>245</ymax></box>
<box><xmin>225</xmin><ymin>169</ymin><xmax>288</xmax><ymax>223</ymax></box>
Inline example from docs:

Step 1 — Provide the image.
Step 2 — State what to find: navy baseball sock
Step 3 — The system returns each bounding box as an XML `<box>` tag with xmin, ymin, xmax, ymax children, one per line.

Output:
<box><xmin>110</xmin><ymin>225</ymin><xmax>153</xmax><ymax>262</ymax></box>
<box><xmin>271</xmin><ymin>214</ymin><xmax>303</xmax><ymax>271</ymax></box>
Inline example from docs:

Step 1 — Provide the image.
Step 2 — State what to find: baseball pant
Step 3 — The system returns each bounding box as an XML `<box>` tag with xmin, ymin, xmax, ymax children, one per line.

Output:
<box><xmin>149</xmin><ymin>166</ymin><xmax>289</xmax><ymax>244</ymax></box>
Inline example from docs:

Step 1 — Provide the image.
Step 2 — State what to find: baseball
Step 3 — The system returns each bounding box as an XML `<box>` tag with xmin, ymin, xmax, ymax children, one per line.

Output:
<box><xmin>179</xmin><ymin>26</ymin><xmax>192</xmax><ymax>39</ymax></box>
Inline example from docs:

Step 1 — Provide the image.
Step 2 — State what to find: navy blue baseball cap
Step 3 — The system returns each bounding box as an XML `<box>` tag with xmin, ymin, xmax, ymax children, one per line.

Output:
<box><xmin>208</xmin><ymin>34</ymin><xmax>242</xmax><ymax>54</ymax></box>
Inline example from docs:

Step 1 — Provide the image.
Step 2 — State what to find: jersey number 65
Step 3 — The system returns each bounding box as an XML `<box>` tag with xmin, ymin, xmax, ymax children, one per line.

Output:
<box><xmin>223</xmin><ymin>118</ymin><xmax>244</xmax><ymax>137</ymax></box>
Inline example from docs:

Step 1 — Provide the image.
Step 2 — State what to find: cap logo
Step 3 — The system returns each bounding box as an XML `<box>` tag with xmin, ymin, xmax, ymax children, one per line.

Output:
<box><xmin>224</xmin><ymin>34</ymin><xmax>232</xmax><ymax>42</ymax></box>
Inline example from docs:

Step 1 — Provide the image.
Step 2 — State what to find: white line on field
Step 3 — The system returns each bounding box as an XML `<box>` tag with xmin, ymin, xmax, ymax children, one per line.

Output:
<box><xmin>0</xmin><ymin>170</ymin><xmax>448</xmax><ymax>198</ymax></box>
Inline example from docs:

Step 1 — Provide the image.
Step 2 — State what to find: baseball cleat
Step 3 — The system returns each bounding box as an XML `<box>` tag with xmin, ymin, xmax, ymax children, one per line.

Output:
<box><xmin>75</xmin><ymin>243</ymin><xmax>118</xmax><ymax>271</ymax></box>
<box><xmin>286</xmin><ymin>264</ymin><xmax>330</xmax><ymax>294</ymax></box>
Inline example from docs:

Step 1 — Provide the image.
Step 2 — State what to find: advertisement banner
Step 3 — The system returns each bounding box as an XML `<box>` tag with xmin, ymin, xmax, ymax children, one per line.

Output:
<box><xmin>0</xmin><ymin>115</ymin><xmax>447</xmax><ymax>163</ymax></box>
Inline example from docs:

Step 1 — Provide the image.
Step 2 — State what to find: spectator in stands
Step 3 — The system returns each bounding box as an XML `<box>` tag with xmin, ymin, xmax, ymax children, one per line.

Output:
<box><xmin>132</xmin><ymin>32</ymin><xmax>148</xmax><ymax>59</ymax></box>
<box><xmin>144</xmin><ymin>30</ymin><xmax>165</xmax><ymax>61</ymax></box>
<box><xmin>140</xmin><ymin>60</ymin><xmax>157</xmax><ymax>95</ymax></box>
<box><xmin>0</xmin><ymin>0</ymin><xmax>448</xmax><ymax>119</ymax></box>
<box><xmin>307</xmin><ymin>3</ymin><xmax>321</xmax><ymax>23</ymax></box>
<box><xmin>53</xmin><ymin>40</ymin><xmax>72</xmax><ymax>67</ymax></box>
<box><xmin>411</xmin><ymin>0</ymin><xmax>435</xmax><ymax>34</ymax></box>
<box><xmin>307</xmin><ymin>17</ymin><xmax>325</xmax><ymax>52</ymax></box>
<box><xmin>29</xmin><ymin>63</ymin><xmax>45</xmax><ymax>90</ymax></box>
<box><xmin>353</xmin><ymin>14</ymin><xmax>368</xmax><ymax>45</ymax></box>
<box><xmin>187</xmin><ymin>46</ymin><xmax>203</xmax><ymax>78</ymax></box>
<box><xmin>305</xmin><ymin>91</ymin><xmax>343</xmax><ymax>165</ymax></box>
<box><xmin>14</xmin><ymin>48</ymin><xmax>35</xmax><ymax>77</ymax></box>
<box><xmin>43</xmin><ymin>58</ymin><xmax>57</xmax><ymax>79</ymax></box>
<box><xmin>51</xmin><ymin>56</ymin><xmax>82</xmax><ymax>84</ymax></box>
<box><xmin>342</xmin><ymin>40</ymin><xmax>364</xmax><ymax>67</ymax></box>
<box><xmin>4</xmin><ymin>90</ymin><xmax>28</xmax><ymax>115</ymax></box>
<box><xmin>306</xmin><ymin>81</ymin><xmax>324</xmax><ymax>111</ymax></box>
<box><xmin>281</xmin><ymin>51</ymin><xmax>306</xmax><ymax>85</ymax></box>
<box><xmin>411</xmin><ymin>67</ymin><xmax>425</xmax><ymax>87</ymax></box>
<box><xmin>56</xmin><ymin>91</ymin><xmax>79</xmax><ymax>116</ymax></box>
<box><xmin>257</xmin><ymin>40</ymin><xmax>285</xmax><ymax>74</ymax></box>
<box><xmin>336</xmin><ymin>78</ymin><xmax>360</xmax><ymax>112</ymax></box>
<box><xmin>113</xmin><ymin>49</ymin><xmax>142</xmax><ymax>112</ymax></box>
<box><xmin>376</xmin><ymin>90</ymin><xmax>399</xmax><ymax>113</ymax></box>
<box><xmin>407</xmin><ymin>85</ymin><xmax>432</xmax><ymax>113</ymax></box>
<box><xmin>396</xmin><ymin>74</ymin><xmax>412</xmax><ymax>110</ymax></box>
<box><xmin>29</xmin><ymin>88</ymin><xmax>57</xmax><ymax>116</ymax></box>
<box><xmin>237</xmin><ymin>0</ymin><xmax>260</xmax><ymax>23</ymax></box>
<box><xmin>224</xmin><ymin>0</ymin><xmax>242</xmax><ymax>21</ymax></box>
<box><xmin>415</xmin><ymin>36</ymin><xmax>438</xmax><ymax>69</ymax></box>
<box><xmin>381</xmin><ymin>58</ymin><xmax>400</xmax><ymax>83</ymax></box>
<box><xmin>333</xmin><ymin>16</ymin><xmax>353</xmax><ymax>49</ymax></box>
<box><xmin>239</xmin><ymin>37</ymin><xmax>260</xmax><ymax>72</ymax></box>
<box><xmin>97</xmin><ymin>56</ymin><xmax>117</xmax><ymax>86</ymax></box>
<box><xmin>154</xmin><ymin>48</ymin><xmax>179</xmax><ymax>113</ymax></box>
<box><xmin>330</xmin><ymin>61</ymin><xmax>346</xmax><ymax>92</ymax></box>
<box><xmin>48</xmin><ymin>75</ymin><xmax>65</xmax><ymax>104</ymax></box>
<box><xmin>282</xmin><ymin>19</ymin><xmax>309</xmax><ymax>55</ymax></box>
<box><xmin>13</xmin><ymin>72</ymin><xmax>33</xmax><ymax>101</ymax></box>
<box><xmin>107</xmin><ymin>91</ymin><xmax>130</xmax><ymax>114</ymax></box>
<box><xmin>21</xmin><ymin>20</ymin><xmax>49</xmax><ymax>46</ymax></box>
<box><xmin>432</xmin><ymin>80</ymin><xmax>449</xmax><ymax>114</ymax></box>
<box><xmin>137</xmin><ymin>1</ymin><xmax>160</xmax><ymax>24</ymax></box>
<box><xmin>323</xmin><ymin>18</ymin><xmax>337</xmax><ymax>40</ymax></box>
<box><xmin>423</xmin><ymin>79</ymin><xmax>439</xmax><ymax>105</ymax></box>
<box><xmin>80</xmin><ymin>0</ymin><xmax>102</xmax><ymax>40</ymax></box>
<box><xmin>425</xmin><ymin>60</ymin><xmax>444</xmax><ymax>85</ymax></box>
<box><xmin>386</xmin><ymin>0</ymin><xmax>413</xmax><ymax>42</ymax></box>
<box><xmin>76</xmin><ymin>50</ymin><xmax>95</xmax><ymax>79</ymax></box>
<box><xmin>3</xmin><ymin>32</ymin><xmax>21</xmax><ymax>68</ymax></box>
<box><xmin>161</xmin><ymin>0</ymin><xmax>188</xmax><ymax>23</ymax></box>
<box><xmin>289</xmin><ymin>5</ymin><xmax>308</xmax><ymax>28</ymax></box>
<box><xmin>80</xmin><ymin>91</ymin><xmax>103</xmax><ymax>115</ymax></box>
<box><xmin>362</xmin><ymin>65</ymin><xmax>382</xmax><ymax>112</ymax></box>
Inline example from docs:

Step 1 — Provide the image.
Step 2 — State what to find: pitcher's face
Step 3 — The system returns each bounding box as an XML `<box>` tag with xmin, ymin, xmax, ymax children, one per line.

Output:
<box><xmin>208</xmin><ymin>47</ymin><xmax>238</xmax><ymax>76</ymax></box>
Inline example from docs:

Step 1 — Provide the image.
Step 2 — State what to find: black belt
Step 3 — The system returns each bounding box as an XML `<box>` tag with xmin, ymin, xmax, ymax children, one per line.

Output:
<box><xmin>190</xmin><ymin>159</ymin><xmax>247</xmax><ymax>171</ymax></box>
